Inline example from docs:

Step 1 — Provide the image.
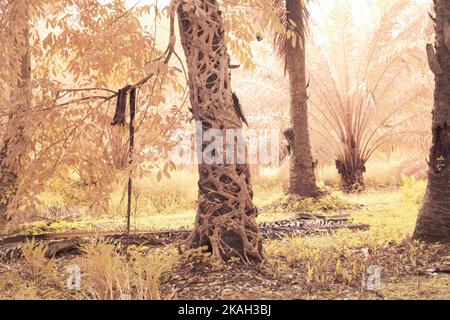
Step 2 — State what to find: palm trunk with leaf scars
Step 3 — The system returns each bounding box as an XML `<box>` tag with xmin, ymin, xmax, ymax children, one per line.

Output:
<box><xmin>285</xmin><ymin>0</ymin><xmax>319</xmax><ymax>198</ymax></box>
<box><xmin>0</xmin><ymin>2</ymin><xmax>31</xmax><ymax>218</ymax></box>
<box><xmin>335</xmin><ymin>141</ymin><xmax>366</xmax><ymax>192</ymax></box>
<box><xmin>176</xmin><ymin>0</ymin><xmax>264</xmax><ymax>263</ymax></box>
<box><xmin>413</xmin><ymin>0</ymin><xmax>450</xmax><ymax>243</ymax></box>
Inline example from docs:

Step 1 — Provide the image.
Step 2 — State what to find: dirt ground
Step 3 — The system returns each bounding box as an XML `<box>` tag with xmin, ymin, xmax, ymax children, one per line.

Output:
<box><xmin>0</xmin><ymin>232</ymin><xmax>449</xmax><ymax>300</ymax></box>
<box><xmin>159</xmin><ymin>241</ymin><xmax>450</xmax><ymax>300</ymax></box>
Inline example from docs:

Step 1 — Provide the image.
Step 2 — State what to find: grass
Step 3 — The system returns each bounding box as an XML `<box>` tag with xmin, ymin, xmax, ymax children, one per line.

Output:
<box><xmin>30</xmin><ymin>149</ymin><xmax>425</xmax><ymax>221</ymax></box>
<box><xmin>19</xmin><ymin>154</ymin><xmax>426</xmax><ymax>234</ymax></box>
<box><xmin>2</xmin><ymin>175</ymin><xmax>449</xmax><ymax>299</ymax></box>
<box><xmin>380</xmin><ymin>275</ymin><xmax>450</xmax><ymax>299</ymax></box>
<box><xmin>2</xmin><ymin>153</ymin><xmax>448</xmax><ymax>300</ymax></box>
<box><xmin>0</xmin><ymin>240</ymin><xmax>65</xmax><ymax>299</ymax></box>
<box><xmin>265</xmin><ymin>182</ymin><xmax>426</xmax><ymax>270</ymax></box>
<box><xmin>0</xmin><ymin>241</ymin><xmax>180</xmax><ymax>300</ymax></box>
<box><xmin>73</xmin><ymin>244</ymin><xmax>179</xmax><ymax>300</ymax></box>
<box><xmin>258</xmin><ymin>178</ymin><xmax>445</xmax><ymax>299</ymax></box>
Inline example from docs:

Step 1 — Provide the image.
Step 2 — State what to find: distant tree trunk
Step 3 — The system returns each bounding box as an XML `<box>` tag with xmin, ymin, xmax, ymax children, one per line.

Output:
<box><xmin>285</xmin><ymin>0</ymin><xmax>319</xmax><ymax>198</ymax></box>
<box><xmin>0</xmin><ymin>2</ymin><xmax>31</xmax><ymax>217</ymax></box>
<box><xmin>335</xmin><ymin>159</ymin><xmax>366</xmax><ymax>192</ymax></box>
<box><xmin>413</xmin><ymin>0</ymin><xmax>450</xmax><ymax>243</ymax></box>
<box><xmin>177</xmin><ymin>0</ymin><xmax>264</xmax><ymax>263</ymax></box>
<box><xmin>335</xmin><ymin>136</ymin><xmax>366</xmax><ymax>192</ymax></box>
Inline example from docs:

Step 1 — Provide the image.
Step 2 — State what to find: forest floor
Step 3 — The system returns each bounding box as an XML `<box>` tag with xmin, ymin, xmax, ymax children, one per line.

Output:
<box><xmin>159</xmin><ymin>188</ymin><xmax>450</xmax><ymax>300</ymax></box>
<box><xmin>0</xmin><ymin>183</ymin><xmax>449</xmax><ymax>300</ymax></box>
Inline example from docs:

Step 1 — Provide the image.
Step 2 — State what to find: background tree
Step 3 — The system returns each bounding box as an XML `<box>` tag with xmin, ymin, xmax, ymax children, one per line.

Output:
<box><xmin>0</xmin><ymin>0</ymin><xmax>185</xmax><ymax>224</ymax></box>
<box><xmin>0</xmin><ymin>0</ymin><xmax>32</xmax><ymax>217</ymax></box>
<box><xmin>413</xmin><ymin>0</ymin><xmax>450</xmax><ymax>243</ymax></box>
<box><xmin>274</xmin><ymin>0</ymin><xmax>320</xmax><ymax>198</ymax></box>
<box><xmin>306</xmin><ymin>0</ymin><xmax>432</xmax><ymax>191</ymax></box>
<box><xmin>0</xmin><ymin>0</ymin><xmax>284</xmax><ymax>226</ymax></box>
<box><xmin>177</xmin><ymin>0</ymin><xmax>264</xmax><ymax>263</ymax></box>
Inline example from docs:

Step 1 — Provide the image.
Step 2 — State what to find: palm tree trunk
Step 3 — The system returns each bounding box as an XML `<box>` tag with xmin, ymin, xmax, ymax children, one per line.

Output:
<box><xmin>285</xmin><ymin>0</ymin><xmax>319</xmax><ymax>198</ymax></box>
<box><xmin>0</xmin><ymin>2</ymin><xmax>31</xmax><ymax>217</ymax></box>
<box><xmin>413</xmin><ymin>0</ymin><xmax>450</xmax><ymax>243</ymax></box>
<box><xmin>177</xmin><ymin>0</ymin><xmax>264</xmax><ymax>263</ymax></box>
<box><xmin>336</xmin><ymin>138</ymin><xmax>366</xmax><ymax>192</ymax></box>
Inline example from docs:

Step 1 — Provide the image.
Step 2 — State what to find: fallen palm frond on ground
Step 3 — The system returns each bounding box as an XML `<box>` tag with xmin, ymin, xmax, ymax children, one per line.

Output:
<box><xmin>0</xmin><ymin>213</ymin><xmax>369</xmax><ymax>261</ymax></box>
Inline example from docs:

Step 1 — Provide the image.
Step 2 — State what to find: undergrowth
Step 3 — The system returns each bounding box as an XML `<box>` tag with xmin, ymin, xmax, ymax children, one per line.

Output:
<box><xmin>0</xmin><ymin>240</ymin><xmax>65</xmax><ymax>299</ymax></box>
<box><xmin>265</xmin><ymin>192</ymin><xmax>358</xmax><ymax>214</ymax></box>
<box><xmin>73</xmin><ymin>243</ymin><xmax>179</xmax><ymax>300</ymax></box>
<box><xmin>0</xmin><ymin>241</ymin><xmax>180</xmax><ymax>300</ymax></box>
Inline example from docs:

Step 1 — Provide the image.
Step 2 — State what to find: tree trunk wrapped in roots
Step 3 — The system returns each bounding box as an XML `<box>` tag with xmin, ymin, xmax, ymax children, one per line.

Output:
<box><xmin>413</xmin><ymin>0</ymin><xmax>450</xmax><ymax>243</ymax></box>
<box><xmin>177</xmin><ymin>0</ymin><xmax>264</xmax><ymax>263</ymax></box>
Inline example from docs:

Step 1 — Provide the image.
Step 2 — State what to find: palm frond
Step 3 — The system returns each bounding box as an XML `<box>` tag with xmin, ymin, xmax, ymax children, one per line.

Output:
<box><xmin>307</xmin><ymin>0</ymin><xmax>432</xmax><ymax>165</ymax></box>
<box><xmin>272</xmin><ymin>0</ymin><xmax>311</xmax><ymax>68</ymax></box>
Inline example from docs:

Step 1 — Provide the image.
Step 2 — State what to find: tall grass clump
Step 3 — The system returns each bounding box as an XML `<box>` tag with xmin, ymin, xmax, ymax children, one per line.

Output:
<box><xmin>75</xmin><ymin>243</ymin><xmax>179</xmax><ymax>300</ymax></box>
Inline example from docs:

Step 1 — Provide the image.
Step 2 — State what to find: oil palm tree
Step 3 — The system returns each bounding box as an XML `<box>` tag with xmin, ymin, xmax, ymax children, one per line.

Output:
<box><xmin>307</xmin><ymin>0</ymin><xmax>432</xmax><ymax>191</ymax></box>
<box><xmin>274</xmin><ymin>0</ymin><xmax>320</xmax><ymax>198</ymax></box>
<box><xmin>413</xmin><ymin>0</ymin><xmax>450</xmax><ymax>243</ymax></box>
